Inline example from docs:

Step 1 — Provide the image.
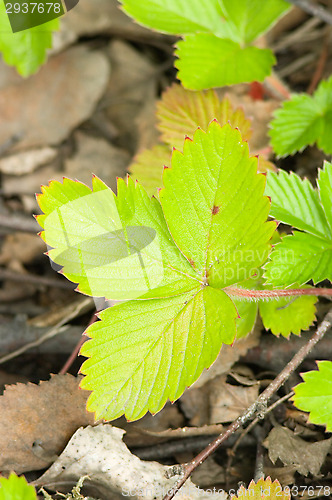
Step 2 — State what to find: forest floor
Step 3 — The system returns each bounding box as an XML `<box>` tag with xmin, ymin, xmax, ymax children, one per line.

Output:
<box><xmin>0</xmin><ymin>1</ymin><xmax>332</xmax><ymax>499</ymax></box>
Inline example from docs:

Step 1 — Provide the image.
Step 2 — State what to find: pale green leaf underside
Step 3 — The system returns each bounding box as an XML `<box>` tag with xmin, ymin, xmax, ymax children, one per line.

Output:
<box><xmin>175</xmin><ymin>35</ymin><xmax>275</xmax><ymax>90</ymax></box>
<box><xmin>259</xmin><ymin>286</ymin><xmax>317</xmax><ymax>338</ymax></box>
<box><xmin>270</xmin><ymin>76</ymin><xmax>332</xmax><ymax>157</ymax></box>
<box><xmin>0</xmin><ymin>473</ymin><xmax>36</xmax><ymax>500</ymax></box>
<box><xmin>160</xmin><ymin>122</ymin><xmax>275</xmax><ymax>288</ymax></box>
<box><xmin>38</xmin><ymin>176</ymin><xmax>198</xmax><ymax>300</ymax></box>
<box><xmin>119</xmin><ymin>0</ymin><xmax>224</xmax><ymax>36</ymax></box>
<box><xmin>264</xmin><ymin>232</ymin><xmax>332</xmax><ymax>287</ymax></box>
<box><xmin>293</xmin><ymin>361</ymin><xmax>332</xmax><ymax>432</ymax></box>
<box><xmin>80</xmin><ymin>286</ymin><xmax>237</xmax><ymax>421</ymax></box>
<box><xmin>219</xmin><ymin>0</ymin><xmax>290</xmax><ymax>44</ymax></box>
<box><xmin>265</xmin><ymin>170</ymin><xmax>332</xmax><ymax>239</ymax></box>
<box><xmin>0</xmin><ymin>2</ymin><xmax>59</xmax><ymax>77</ymax></box>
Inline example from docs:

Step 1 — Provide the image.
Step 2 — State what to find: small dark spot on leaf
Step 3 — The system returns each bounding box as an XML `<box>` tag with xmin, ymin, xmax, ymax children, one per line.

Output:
<box><xmin>212</xmin><ymin>205</ymin><xmax>220</xmax><ymax>215</ymax></box>
<box><xmin>189</xmin><ymin>258</ymin><xmax>195</xmax><ymax>267</ymax></box>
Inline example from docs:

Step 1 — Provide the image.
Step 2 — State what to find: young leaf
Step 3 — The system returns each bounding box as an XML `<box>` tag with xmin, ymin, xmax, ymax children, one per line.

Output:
<box><xmin>259</xmin><ymin>285</ymin><xmax>317</xmax><ymax>337</ymax></box>
<box><xmin>219</xmin><ymin>0</ymin><xmax>290</xmax><ymax>45</ymax></box>
<box><xmin>0</xmin><ymin>3</ymin><xmax>59</xmax><ymax>77</ymax></box>
<box><xmin>292</xmin><ymin>361</ymin><xmax>332</xmax><ymax>432</ymax></box>
<box><xmin>80</xmin><ymin>286</ymin><xmax>237</xmax><ymax>421</ymax></box>
<box><xmin>119</xmin><ymin>0</ymin><xmax>225</xmax><ymax>36</ymax></box>
<box><xmin>175</xmin><ymin>34</ymin><xmax>276</xmax><ymax>89</ymax></box>
<box><xmin>39</xmin><ymin>122</ymin><xmax>275</xmax><ymax>420</ymax></box>
<box><xmin>265</xmin><ymin>162</ymin><xmax>332</xmax><ymax>287</ymax></box>
<box><xmin>270</xmin><ymin>76</ymin><xmax>332</xmax><ymax>157</ymax></box>
<box><xmin>0</xmin><ymin>473</ymin><xmax>36</xmax><ymax>500</ymax></box>
<box><xmin>37</xmin><ymin>176</ymin><xmax>198</xmax><ymax>300</ymax></box>
<box><xmin>157</xmin><ymin>84</ymin><xmax>252</xmax><ymax>150</ymax></box>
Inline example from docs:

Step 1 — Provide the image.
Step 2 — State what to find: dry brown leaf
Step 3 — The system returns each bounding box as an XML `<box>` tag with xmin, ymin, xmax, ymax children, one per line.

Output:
<box><xmin>105</xmin><ymin>40</ymin><xmax>158</xmax><ymax>154</ymax></box>
<box><xmin>264</xmin><ymin>425</ymin><xmax>332</xmax><ymax>476</ymax></box>
<box><xmin>0</xmin><ymin>374</ymin><xmax>95</xmax><ymax>473</ymax></box>
<box><xmin>35</xmin><ymin>424</ymin><xmax>227</xmax><ymax>499</ymax></box>
<box><xmin>209</xmin><ymin>375</ymin><xmax>259</xmax><ymax>424</ymax></box>
<box><xmin>0</xmin><ymin>46</ymin><xmax>110</xmax><ymax>152</ymax></box>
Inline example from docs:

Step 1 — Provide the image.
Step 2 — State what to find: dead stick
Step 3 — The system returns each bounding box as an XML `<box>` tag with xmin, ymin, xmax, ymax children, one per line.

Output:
<box><xmin>163</xmin><ymin>308</ymin><xmax>332</xmax><ymax>500</ymax></box>
<box><xmin>285</xmin><ymin>0</ymin><xmax>332</xmax><ymax>25</ymax></box>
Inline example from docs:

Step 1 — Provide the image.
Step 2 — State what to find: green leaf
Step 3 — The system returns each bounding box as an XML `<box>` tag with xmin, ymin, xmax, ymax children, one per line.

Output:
<box><xmin>157</xmin><ymin>84</ymin><xmax>252</xmax><ymax>150</ymax></box>
<box><xmin>80</xmin><ymin>286</ymin><xmax>237</xmax><ymax>421</ymax></box>
<box><xmin>37</xmin><ymin>176</ymin><xmax>198</xmax><ymax>300</ymax></box>
<box><xmin>264</xmin><ymin>232</ymin><xmax>332</xmax><ymax>286</ymax></box>
<box><xmin>39</xmin><ymin>121</ymin><xmax>275</xmax><ymax>420</ymax></box>
<box><xmin>0</xmin><ymin>3</ymin><xmax>59</xmax><ymax>77</ymax></box>
<box><xmin>318</xmin><ymin>161</ymin><xmax>332</xmax><ymax>231</ymax></box>
<box><xmin>265</xmin><ymin>162</ymin><xmax>332</xmax><ymax>287</ymax></box>
<box><xmin>292</xmin><ymin>361</ymin><xmax>332</xmax><ymax>432</ymax></box>
<box><xmin>175</xmin><ymin>34</ymin><xmax>275</xmax><ymax>90</ymax></box>
<box><xmin>129</xmin><ymin>144</ymin><xmax>171</xmax><ymax>196</ymax></box>
<box><xmin>219</xmin><ymin>0</ymin><xmax>290</xmax><ymax>44</ymax></box>
<box><xmin>160</xmin><ymin>122</ymin><xmax>276</xmax><ymax>288</ymax></box>
<box><xmin>265</xmin><ymin>169</ymin><xmax>332</xmax><ymax>239</ymax></box>
<box><xmin>119</xmin><ymin>0</ymin><xmax>224</xmax><ymax>36</ymax></box>
<box><xmin>0</xmin><ymin>473</ymin><xmax>36</xmax><ymax>500</ymax></box>
<box><xmin>259</xmin><ymin>285</ymin><xmax>317</xmax><ymax>337</ymax></box>
<box><xmin>270</xmin><ymin>76</ymin><xmax>332</xmax><ymax>157</ymax></box>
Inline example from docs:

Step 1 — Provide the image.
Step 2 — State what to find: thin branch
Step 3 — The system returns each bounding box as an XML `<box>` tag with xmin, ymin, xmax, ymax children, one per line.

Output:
<box><xmin>0</xmin><ymin>268</ymin><xmax>74</xmax><ymax>290</ymax></box>
<box><xmin>163</xmin><ymin>309</ymin><xmax>332</xmax><ymax>500</ymax></box>
<box><xmin>226</xmin><ymin>286</ymin><xmax>332</xmax><ymax>299</ymax></box>
<box><xmin>285</xmin><ymin>0</ymin><xmax>332</xmax><ymax>25</ymax></box>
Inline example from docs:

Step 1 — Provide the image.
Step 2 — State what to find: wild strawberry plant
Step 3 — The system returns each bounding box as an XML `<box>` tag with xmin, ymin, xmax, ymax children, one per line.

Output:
<box><xmin>37</xmin><ymin>121</ymin><xmax>332</xmax><ymax>427</ymax></box>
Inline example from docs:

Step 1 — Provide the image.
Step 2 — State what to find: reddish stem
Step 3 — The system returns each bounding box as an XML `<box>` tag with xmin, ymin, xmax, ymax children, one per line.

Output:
<box><xmin>226</xmin><ymin>287</ymin><xmax>332</xmax><ymax>299</ymax></box>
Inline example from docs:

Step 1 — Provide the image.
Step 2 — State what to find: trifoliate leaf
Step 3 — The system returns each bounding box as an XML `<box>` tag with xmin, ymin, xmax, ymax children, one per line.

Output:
<box><xmin>160</xmin><ymin>122</ymin><xmax>276</xmax><ymax>288</ymax></box>
<box><xmin>39</xmin><ymin>122</ymin><xmax>275</xmax><ymax>421</ymax></box>
<box><xmin>231</xmin><ymin>477</ymin><xmax>290</xmax><ymax>500</ymax></box>
<box><xmin>37</xmin><ymin>176</ymin><xmax>198</xmax><ymax>300</ymax></box>
<box><xmin>0</xmin><ymin>473</ymin><xmax>36</xmax><ymax>500</ymax></box>
<box><xmin>119</xmin><ymin>0</ymin><xmax>225</xmax><ymax>36</ymax></box>
<box><xmin>265</xmin><ymin>162</ymin><xmax>332</xmax><ymax>287</ymax></box>
<box><xmin>265</xmin><ymin>169</ymin><xmax>331</xmax><ymax>239</ymax></box>
<box><xmin>219</xmin><ymin>0</ymin><xmax>290</xmax><ymax>45</ymax></box>
<box><xmin>175</xmin><ymin>34</ymin><xmax>275</xmax><ymax>90</ymax></box>
<box><xmin>157</xmin><ymin>84</ymin><xmax>252</xmax><ymax>150</ymax></box>
<box><xmin>292</xmin><ymin>361</ymin><xmax>332</xmax><ymax>432</ymax></box>
<box><xmin>129</xmin><ymin>144</ymin><xmax>171</xmax><ymax>196</ymax></box>
<box><xmin>80</xmin><ymin>286</ymin><xmax>238</xmax><ymax>421</ymax></box>
<box><xmin>270</xmin><ymin>76</ymin><xmax>332</xmax><ymax>157</ymax></box>
<box><xmin>0</xmin><ymin>2</ymin><xmax>59</xmax><ymax>77</ymax></box>
<box><xmin>259</xmin><ymin>285</ymin><xmax>317</xmax><ymax>337</ymax></box>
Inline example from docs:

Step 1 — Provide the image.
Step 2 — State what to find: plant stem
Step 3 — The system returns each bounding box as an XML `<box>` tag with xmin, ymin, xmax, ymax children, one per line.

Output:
<box><xmin>226</xmin><ymin>286</ymin><xmax>332</xmax><ymax>299</ymax></box>
<box><xmin>163</xmin><ymin>308</ymin><xmax>332</xmax><ymax>500</ymax></box>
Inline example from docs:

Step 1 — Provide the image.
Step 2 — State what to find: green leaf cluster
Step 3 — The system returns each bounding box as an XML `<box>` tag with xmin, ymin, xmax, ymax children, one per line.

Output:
<box><xmin>0</xmin><ymin>2</ymin><xmax>59</xmax><ymax>76</ymax></box>
<box><xmin>270</xmin><ymin>76</ymin><xmax>332</xmax><ymax>157</ymax></box>
<box><xmin>265</xmin><ymin>162</ymin><xmax>332</xmax><ymax>287</ymax></box>
<box><xmin>120</xmin><ymin>0</ymin><xmax>290</xmax><ymax>88</ymax></box>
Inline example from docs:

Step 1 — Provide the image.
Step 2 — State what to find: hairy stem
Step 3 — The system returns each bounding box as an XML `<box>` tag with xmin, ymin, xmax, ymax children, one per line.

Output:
<box><xmin>163</xmin><ymin>308</ymin><xmax>332</xmax><ymax>500</ymax></box>
<box><xmin>226</xmin><ymin>286</ymin><xmax>332</xmax><ymax>299</ymax></box>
